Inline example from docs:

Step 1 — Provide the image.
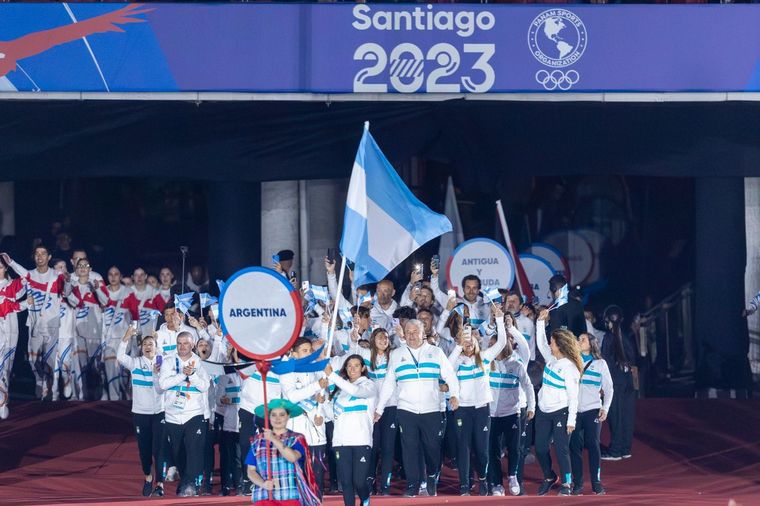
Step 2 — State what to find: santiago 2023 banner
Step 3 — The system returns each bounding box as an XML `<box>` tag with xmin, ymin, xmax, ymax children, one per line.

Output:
<box><xmin>1</xmin><ymin>3</ymin><xmax>760</xmax><ymax>94</ymax></box>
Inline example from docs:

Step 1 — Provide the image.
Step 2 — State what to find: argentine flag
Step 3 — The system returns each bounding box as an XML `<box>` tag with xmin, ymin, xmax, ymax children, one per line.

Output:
<box><xmin>341</xmin><ymin>122</ymin><xmax>452</xmax><ymax>287</ymax></box>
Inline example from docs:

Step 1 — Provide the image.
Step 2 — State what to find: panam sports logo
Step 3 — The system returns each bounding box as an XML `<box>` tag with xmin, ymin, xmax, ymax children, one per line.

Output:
<box><xmin>528</xmin><ymin>9</ymin><xmax>586</xmax><ymax>90</ymax></box>
<box><xmin>528</xmin><ymin>9</ymin><xmax>587</xmax><ymax>68</ymax></box>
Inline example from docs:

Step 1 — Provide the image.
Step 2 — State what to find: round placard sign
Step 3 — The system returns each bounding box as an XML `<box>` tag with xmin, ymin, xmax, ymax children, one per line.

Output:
<box><xmin>518</xmin><ymin>253</ymin><xmax>556</xmax><ymax>306</ymax></box>
<box><xmin>527</xmin><ymin>242</ymin><xmax>570</xmax><ymax>281</ymax></box>
<box><xmin>446</xmin><ymin>238</ymin><xmax>515</xmax><ymax>296</ymax></box>
<box><xmin>219</xmin><ymin>266</ymin><xmax>303</xmax><ymax>360</ymax></box>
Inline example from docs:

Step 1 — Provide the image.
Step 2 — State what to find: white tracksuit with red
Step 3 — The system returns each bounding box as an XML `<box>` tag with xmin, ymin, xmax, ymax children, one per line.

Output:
<box><xmin>0</xmin><ymin>277</ymin><xmax>25</xmax><ymax>409</ymax></box>
<box><xmin>97</xmin><ymin>284</ymin><xmax>133</xmax><ymax>399</ymax></box>
<box><xmin>122</xmin><ymin>285</ymin><xmax>158</xmax><ymax>337</ymax></box>
<box><xmin>10</xmin><ymin>261</ymin><xmax>65</xmax><ymax>398</ymax></box>
<box><xmin>56</xmin><ymin>300</ymin><xmax>84</xmax><ymax>401</ymax></box>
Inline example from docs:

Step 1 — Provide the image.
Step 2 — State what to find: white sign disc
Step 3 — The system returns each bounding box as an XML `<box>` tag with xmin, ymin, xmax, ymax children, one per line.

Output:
<box><xmin>526</xmin><ymin>242</ymin><xmax>570</xmax><ymax>281</ymax></box>
<box><xmin>542</xmin><ymin>230</ymin><xmax>594</xmax><ymax>286</ymax></box>
<box><xmin>518</xmin><ymin>254</ymin><xmax>556</xmax><ymax>306</ymax></box>
<box><xmin>576</xmin><ymin>228</ymin><xmax>607</xmax><ymax>285</ymax></box>
<box><xmin>219</xmin><ymin>266</ymin><xmax>303</xmax><ymax>360</ymax></box>
<box><xmin>446</xmin><ymin>238</ymin><xmax>515</xmax><ymax>296</ymax></box>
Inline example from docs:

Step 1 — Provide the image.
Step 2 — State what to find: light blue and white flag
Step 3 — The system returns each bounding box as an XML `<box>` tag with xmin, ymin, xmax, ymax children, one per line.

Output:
<box><xmin>339</xmin><ymin>306</ymin><xmax>353</xmax><ymax>326</ymax></box>
<box><xmin>199</xmin><ymin>293</ymin><xmax>217</xmax><ymax>309</ymax></box>
<box><xmin>174</xmin><ymin>292</ymin><xmax>194</xmax><ymax>314</ymax></box>
<box><xmin>549</xmin><ymin>284</ymin><xmax>569</xmax><ymax>311</ymax></box>
<box><xmin>340</xmin><ymin>122</ymin><xmax>452</xmax><ymax>288</ymax></box>
<box><xmin>478</xmin><ymin>321</ymin><xmax>496</xmax><ymax>338</ymax></box>
<box><xmin>482</xmin><ymin>287</ymin><xmax>502</xmax><ymax>304</ymax></box>
<box><xmin>356</xmin><ymin>291</ymin><xmax>373</xmax><ymax>306</ymax></box>
<box><xmin>453</xmin><ymin>303</ymin><xmax>466</xmax><ymax>318</ymax></box>
<box><xmin>310</xmin><ymin>285</ymin><xmax>330</xmax><ymax>303</ymax></box>
<box><xmin>216</xmin><ymin>279</ymin><xmax>225</xmax><ymax>293</ymax></box>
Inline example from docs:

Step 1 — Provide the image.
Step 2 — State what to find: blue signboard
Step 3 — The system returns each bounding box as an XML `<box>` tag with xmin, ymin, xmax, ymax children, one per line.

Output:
<box><xmin>1</xmin><ymin>4</ymin><xmax>759</xmax><ymax>94</ymax></box>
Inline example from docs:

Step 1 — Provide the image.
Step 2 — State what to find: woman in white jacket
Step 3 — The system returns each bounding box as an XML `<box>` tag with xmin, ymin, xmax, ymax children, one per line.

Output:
<box><xmin>327</xmin><ymin>354</ymin><xmax>377</xmax><ymax>506</ymax></box>
<box><xmin>116</xmin><ymin>325</ymin><xmax>165</xmax><ymax>497</ymax></box>
<box><xmin>448</xmin><ymin>306</ymin><xmax>507</xmax><ymax>496</ymax></box>
<box><xmin>534</xmin><ymin>309</ymin><xmax>583</xmax><ymax>497</ymax></box>
<box><xmin>487</xmin><ymin>314</ymin><xmax>536</xmax><ymax>497</ymax></box>
<box><xmin>570</xmin><ymin>332</ymin><xmax>613</xmax><ymax>496</ymax></box>
<box><xmin>364</xmin><ymin>328</ymin><xmax>396</xmax><ymax>495</ymax></box>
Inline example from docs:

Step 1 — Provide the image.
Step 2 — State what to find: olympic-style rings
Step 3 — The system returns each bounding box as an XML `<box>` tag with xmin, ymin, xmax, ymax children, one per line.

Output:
<box><xmin>535</xmin><ymin>69</ymin><xmax>580</xmax><ymax>91</ymax></box>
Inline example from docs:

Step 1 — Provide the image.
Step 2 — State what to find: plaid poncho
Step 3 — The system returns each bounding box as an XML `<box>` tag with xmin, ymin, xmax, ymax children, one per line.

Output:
<box><xmin>245</xmin><ymin>430</ymin><xmax>320</xmax><ymax>506</ymax></box>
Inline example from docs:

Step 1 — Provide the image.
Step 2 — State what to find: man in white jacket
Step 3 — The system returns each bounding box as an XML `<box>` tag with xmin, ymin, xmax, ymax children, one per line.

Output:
<box><xmin>159</xmin><ymin>331</ymin><xmax>211</xmax><ymax>497</ymax></box>
<box><xmin>375</xmin><ymin>319</ymin><xmax>460</xmax><ymax>497</ymax></box>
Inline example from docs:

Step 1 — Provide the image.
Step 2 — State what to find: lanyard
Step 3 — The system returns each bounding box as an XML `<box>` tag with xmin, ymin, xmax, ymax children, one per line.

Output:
<box><xmin>406</xmin><ymin>347</ymin><xmax>420</xmax><ymax>369</ymax></box>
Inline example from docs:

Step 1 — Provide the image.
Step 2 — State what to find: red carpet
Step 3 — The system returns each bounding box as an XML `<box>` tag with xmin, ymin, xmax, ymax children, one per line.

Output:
<box><xmin>1</xmin><ymin>399</ymin><xmax>758</xmax><ymax>505</ymax></box>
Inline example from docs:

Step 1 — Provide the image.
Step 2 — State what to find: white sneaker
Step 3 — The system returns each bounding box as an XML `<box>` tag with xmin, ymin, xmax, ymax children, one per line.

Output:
<box><xmin>508</xmin><ymin>475</ymin><xmax>520</xmax><ymax>496</ymax></box>
<box><xmin>166</xmin><ymin>466</ymin><xmax>178</xmax><ymax>482</ymax></box>
<box><xmin>0</xmin><ymin>405</ymin><xmax>8</xmax><ymax>420</ymax></box>
<box><xmin>63</xmin><ymin>383</ymin><xmax>72</xmax><ymax>399</ymax></box>
<box><xmin>418</xmin><ymin>485</ymin><xmax>428</xmax><ymax>496</ymax></box>
<box><xmin>491</xmin><ymin>484</ymin><xmax>505</xmax><ymax>496</ymax></box>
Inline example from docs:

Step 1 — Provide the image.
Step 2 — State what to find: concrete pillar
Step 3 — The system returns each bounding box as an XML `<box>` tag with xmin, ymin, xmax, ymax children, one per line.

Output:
<box><xmin>745</xmin><ymin>177</ymin><xmax>760</xmax><ymax>382</ymax></box>
<box><xmin>305</xmin><ymin>178</ymin><xmax>346</xmax><ymax>285</ymax></box>
<box><xmin>695</xmin><ymin>177</ymin><xmax>751</xmax><ymax>392</ymax></box>
<box><xmin>261</xmin><ymin>180</ymin><xmax>300</xmax><ymax>275</ymax></box>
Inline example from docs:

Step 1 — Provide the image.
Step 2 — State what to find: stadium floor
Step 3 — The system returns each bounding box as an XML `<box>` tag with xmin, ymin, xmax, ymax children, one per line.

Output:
<box><xmin>1</xmin><ymin>399</ymin><xmax>758</xmax><ymax>505</ymax></box>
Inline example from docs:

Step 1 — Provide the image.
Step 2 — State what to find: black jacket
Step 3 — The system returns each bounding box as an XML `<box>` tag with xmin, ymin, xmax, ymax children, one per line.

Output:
<box><xmin>548</xmin><ymin>299</ymin><xmax>587</xmax><ymax>338</ymax></box>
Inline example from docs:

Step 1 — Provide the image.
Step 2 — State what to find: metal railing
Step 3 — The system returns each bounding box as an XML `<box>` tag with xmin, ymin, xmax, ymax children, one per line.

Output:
<box><xmin>634</xmin><ymin>283</ymin><xmax>695</xmax><ymax>380</ymax></box>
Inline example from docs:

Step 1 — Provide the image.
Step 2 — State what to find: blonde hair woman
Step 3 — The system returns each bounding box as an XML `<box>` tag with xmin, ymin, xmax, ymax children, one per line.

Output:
<box><xmin>534</xmin><ymin>309</ymin><xmax>583</xmax><ymax>496</ymax></box>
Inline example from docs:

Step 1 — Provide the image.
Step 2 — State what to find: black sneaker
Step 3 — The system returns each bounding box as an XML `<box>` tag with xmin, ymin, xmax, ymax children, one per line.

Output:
<box><xmin>151</xmin><ymin>485</ymin><xmax>164</xmax><ymax>497</ymax></box>
<box><xmin>220</xmin><ymin>486</ymin><xmax>230</xmax><ymax>496</ymax></box>
<box><xmin>403</xmin><ymin>485</ymin><xmax>418</xmax><ymax>498</ymax></box>
<box><xmin>601</xmin><ymin>452</ymin><xmax>622</xmax><ymax>461</ymax></box>
<box><xmin>459</xmin><ymin>485</ymin><xmax>471</xmax><ymax>496</ymax></box>
<box><xmin>558</xmin><ymin>485</ymin><xmax>572</xmax><ymax>496</ymax></box>
<box><xmin>592</xmin><ymin>482</ymin><xmax>606</xmax><ymax>495</ymax></box>
<box><xmin>571</xmin><ymin>484</ymin><xmax>584</xmax><ymax>496</ymax></box>
<box><xmin>478</xmin><ymin>479</ymin><xmax>489</xmax><ymax>496</ymax></box>
<box><xmin>142</xmin><ymin>481</ymin><xmax>153</xmax><ymax>497</ymax></box>
<box><xmin>426</xmin><ymin>475</ymin><xmax>438</xmax><ymax>497</ymax></box>
<box><xmin>537</xmin><ymin>475</ymin><xmax>558</xmax><ymax>496</ymax></box>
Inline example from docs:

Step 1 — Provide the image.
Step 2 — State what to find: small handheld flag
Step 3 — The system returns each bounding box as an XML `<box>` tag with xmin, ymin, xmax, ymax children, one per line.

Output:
<box><xmin>310</xmin><ymin>285</ymin><xmax>330</xmax><ymax>303</ymax></box>
<box><xmin>478</xmin><ymin>321</ymin><xmax>496</xmax><ymax>338</ymax></box>
<box><xmin>216</xmin><ymin>279</ymin><xmax>225</xmax><ymax>293</ymax></box>
<box><xmin>356</xmin><ymin>291</ymin><xmax>373</xmax><ymax>306</ymax></box>
<box><xmin>174</xmin><ymin>292</ymin><xmax>194</xmax><ymax>314</ymax></box>
<box><xmin>482</xmin><ymin>287</ymin><xmax>502</xmax><ymax>304</ymax></box>
<box><xmin>339</xmin><ymin>306</ymin><xmax>353</xmax><ymax>327</ymax></box>
<box><xmin>548</xmin><ymin>284</ymin><xmax>569</xmax><ymax>311</ymax></box>
<box><xmin>453</xmin><ymin>303</ymin><xmax>466</xmax><ymax>318</ymax></box>
<box><xmin>199</xmin><ymin>293</ymin><xmax>218</xmax><ymax>309</ymax></box>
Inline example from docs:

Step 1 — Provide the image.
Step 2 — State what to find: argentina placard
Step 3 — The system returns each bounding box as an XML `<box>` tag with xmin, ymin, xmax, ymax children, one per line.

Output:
<box><xmin>219</xmin><ymin>266</ymin><xmax>303</xmax><ymax>360</ymax></box>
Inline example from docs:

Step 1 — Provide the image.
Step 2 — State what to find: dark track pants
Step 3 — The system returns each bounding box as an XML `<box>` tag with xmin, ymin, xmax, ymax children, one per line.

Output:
<box><xmin>534</xmin><ymin>407</ymin><xmax>572</xmax><ymax>485</ymax></box>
